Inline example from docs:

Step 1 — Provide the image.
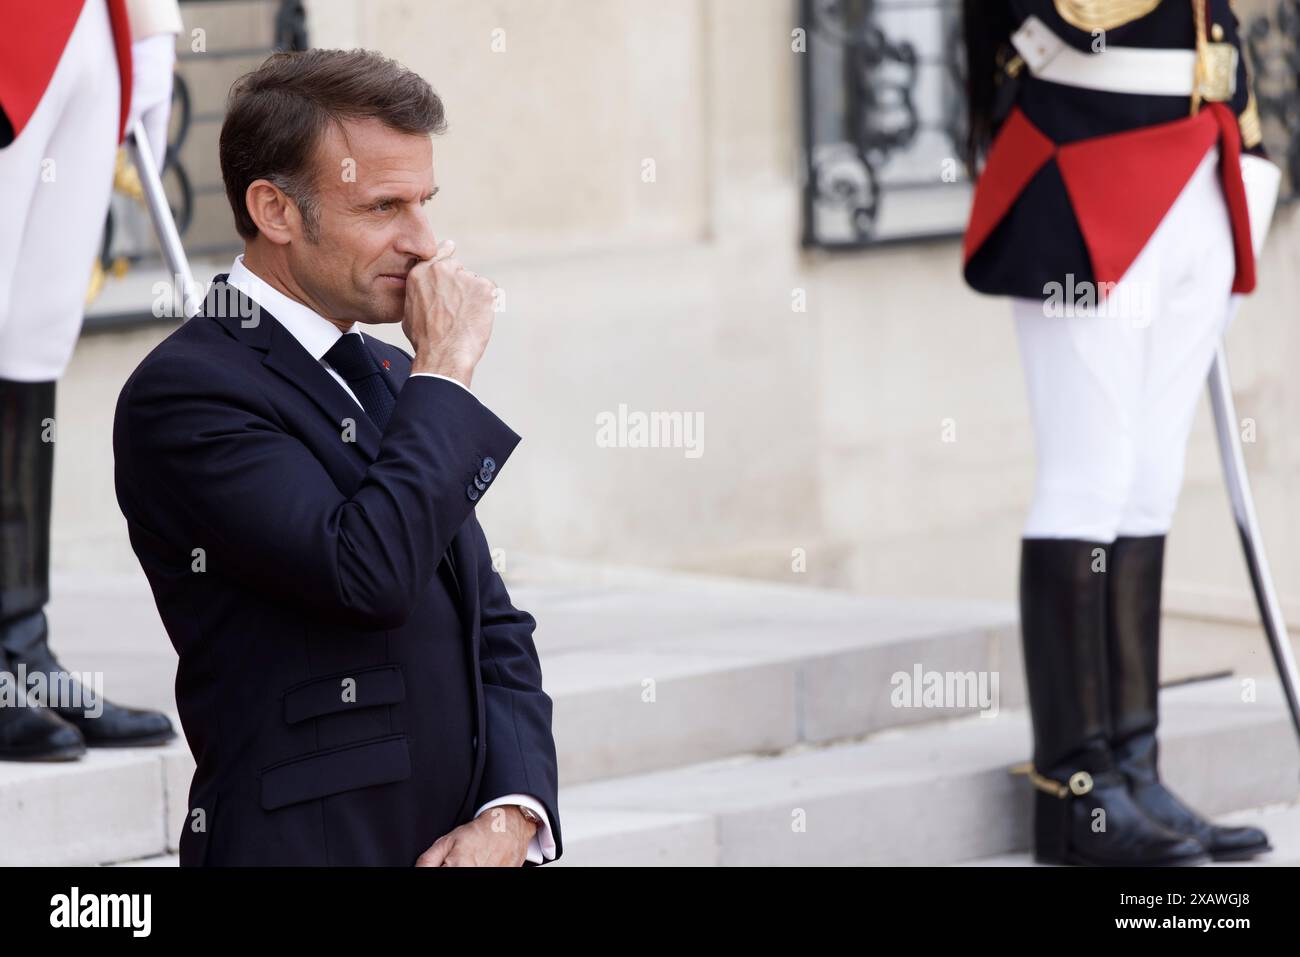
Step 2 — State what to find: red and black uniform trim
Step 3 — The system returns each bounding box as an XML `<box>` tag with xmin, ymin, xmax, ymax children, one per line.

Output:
<box><xmin>963</xmin><ymin>0</ymin><xmax>1262</xmax><ymax>299</ymax></box>
<box><xmin>0</xmin><ymin>0</ymin><xmax>134</xmax><ymax>148</ymax></box>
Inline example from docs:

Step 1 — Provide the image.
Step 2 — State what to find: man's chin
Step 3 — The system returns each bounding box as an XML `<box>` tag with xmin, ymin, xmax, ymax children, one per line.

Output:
<box><xmin>355</xmin><ymin>312</ymin><xmax>404</xmax><ymax>327</ymax></box>
<box><xmin>352</xmin><ymin>289</ymin><xmax>405</xmax><ymax>326</ymax></box>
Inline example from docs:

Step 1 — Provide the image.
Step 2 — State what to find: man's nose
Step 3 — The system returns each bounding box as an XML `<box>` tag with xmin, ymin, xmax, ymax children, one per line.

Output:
<box><xmin>396</xmin><ymin>206</ymin><xmax>439</xmax><ymax>261</ymax></box>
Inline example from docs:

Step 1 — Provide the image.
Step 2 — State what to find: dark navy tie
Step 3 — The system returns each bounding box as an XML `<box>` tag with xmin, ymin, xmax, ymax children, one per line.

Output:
<box><xmin>322</xmin><ymin>334</ymin><xmax>396</xmax><ymax>432</ymax></box>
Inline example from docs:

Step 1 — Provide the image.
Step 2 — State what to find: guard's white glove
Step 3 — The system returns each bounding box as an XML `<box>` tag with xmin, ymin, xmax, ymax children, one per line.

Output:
<box><xmin>127</xmin><ymin>33</ymin><xmax>178</xmax><ymax>171</ymax></box>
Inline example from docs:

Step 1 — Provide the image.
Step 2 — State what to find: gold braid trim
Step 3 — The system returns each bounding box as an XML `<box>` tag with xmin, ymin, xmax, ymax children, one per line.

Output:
<box><xmin>1234</xmin><ymin>8</ymin><xmax>1264</xmax><ymax>149</ymax></box>
<box><xmin>1239</xmin><ymin>90</ymin><xmax>1263</xmax><ymax>148</ymax></box>
<box><xmin>1054</xmin><ymin>0</ymin><xmax>1163</xmax><ymax>31</ymax></box>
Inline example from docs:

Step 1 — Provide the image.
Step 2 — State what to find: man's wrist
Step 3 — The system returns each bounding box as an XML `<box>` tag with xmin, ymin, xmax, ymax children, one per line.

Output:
<box><xmin>513</xmin><ymin>804</ymin><xmax>543</xmax><ymax>831</ymax></box>
<box><xmin>479</xmin><ymin>803</ymin><xmax>538</xmax><ymax>837</ymax></box>
<box><xmin>410</xmin><ymin>352</ymin><xmax>474</xmax><ymax>387</ymax></box>
<box><xmin>501</xmin><ymin>804</ymin><xmax>539</xmax><ymax>837</ymax></box>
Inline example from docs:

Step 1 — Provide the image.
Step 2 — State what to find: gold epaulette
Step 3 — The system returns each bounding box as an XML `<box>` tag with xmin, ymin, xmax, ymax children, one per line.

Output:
<box><xmin>1054</xmin><ymin>0</ymin><xmax>1162</xmax><ymax>32</ymax></box>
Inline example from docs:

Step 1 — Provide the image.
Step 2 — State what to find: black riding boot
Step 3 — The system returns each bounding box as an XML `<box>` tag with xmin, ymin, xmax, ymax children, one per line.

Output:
<box><xmin>1107</xmin><ymin>534</ymin><xmax>1270</xmax><ymax>861</ymax></box>
<box><xmin>0</xmin><ymin>378</ymin><xmax>175</xmax><ymax>750</ymax></box>
<box><xmin>1019</xmin><ymin>537</ymin><xmax>1206</xmax><ymax>865</ymax></box>
<box><xmin>1</xmin><ymin>379</ymin><xmax>85</xmax><ymax>760</ymax></box>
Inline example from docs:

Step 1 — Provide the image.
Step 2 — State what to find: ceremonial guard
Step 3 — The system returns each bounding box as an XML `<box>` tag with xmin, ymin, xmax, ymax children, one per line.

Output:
<box><xmin>962</xmin><ymin>0</ymin><xmax>1273</xmax><ymax>864</ymax></box>
<box><xmin>0</xmin><ymin>0</ymin><xmax>182</xmax><ymax>759</ymax></box>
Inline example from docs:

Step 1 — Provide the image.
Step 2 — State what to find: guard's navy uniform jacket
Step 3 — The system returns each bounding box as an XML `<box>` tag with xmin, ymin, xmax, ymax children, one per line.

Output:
<box><xmin>963</xmin><ymin>0</ymin><xmax>1263</xmax><ymax>299</ymax></box>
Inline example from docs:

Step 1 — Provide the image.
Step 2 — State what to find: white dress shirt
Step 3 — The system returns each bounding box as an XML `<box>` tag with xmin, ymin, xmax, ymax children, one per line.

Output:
<box><xmin>224</xmin><ymin>255</ymin><xmax>556</xmax><ymax>865</ymax></box>
<box><xmin>226</xmin><ymin>254</ymin><xmax>471</xmax><ymax>401</ymax></box>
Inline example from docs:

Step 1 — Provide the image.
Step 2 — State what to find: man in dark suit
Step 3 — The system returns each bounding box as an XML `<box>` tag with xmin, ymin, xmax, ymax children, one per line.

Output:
<box><xmin>112</xmin><ymin>48</ymin><xmax>561</xmax><ymax>865</ymax></box>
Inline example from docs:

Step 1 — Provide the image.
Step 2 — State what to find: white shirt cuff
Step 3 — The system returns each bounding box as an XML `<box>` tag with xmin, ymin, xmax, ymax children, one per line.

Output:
<box><xmin>474</xmin><ymin>794</ymin><xmax>556</xmax><ymax>864</ymax></box>
<box><xmin>409</xmin><ymin>372</ymin><xmax>472</xmax><ymax>394</ymax></box>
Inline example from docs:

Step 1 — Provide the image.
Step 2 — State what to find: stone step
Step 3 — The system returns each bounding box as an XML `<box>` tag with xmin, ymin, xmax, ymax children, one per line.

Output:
<box><xmin>19</xmin><ymin>561</ymin><xmax>1299</xmax><ymax>867</ymax></box>
<box><xmin>0</xmin><ymin>733</ymin><xmax>191</xmax><ymax>867</ymax></box>
<box><xmin>10</xmin><ymin>566</ymin><xmax>1025</xmax><ymax>867</ymax></box>
<box><xmin>41</xmin><ymin>569</ymin><xmax>1023</xmax><ymax>788</ymax></box>
<box><xmin>119</xmin><ymin>800</ymin><xmax>1300</xmax><ymax>868</ymax></box>
<box><xmin>551</xmin><ymin>676</ymin><xmax>1300</xmax><ymax>866</ymax></box>
<box><xmin>112</xmin><ymin>852</ymin><xmax>180</xmax><ymax>867</ymax></box>
<box><xmin>84</xmin><ymin>677</ymin><xmax>1300</xmax><ymax>867</ymax></box>
<box><xmin>534</xmin><ymin>579</ymin><xmax>1022</xmax><ymax>784</ymax></box>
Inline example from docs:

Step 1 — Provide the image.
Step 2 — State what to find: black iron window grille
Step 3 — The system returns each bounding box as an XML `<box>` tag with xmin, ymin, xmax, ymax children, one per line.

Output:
<box><xmin>800</xmin><ymin>0</ymin><xmax>968</xmax><ymax>249</ymax></box>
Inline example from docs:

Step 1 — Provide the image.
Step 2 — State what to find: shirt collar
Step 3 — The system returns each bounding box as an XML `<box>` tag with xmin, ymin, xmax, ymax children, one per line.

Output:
<box><xmin>227</xmin><ymin>254</ymin><xmax>359</xmax><ymax>361</ymax></box>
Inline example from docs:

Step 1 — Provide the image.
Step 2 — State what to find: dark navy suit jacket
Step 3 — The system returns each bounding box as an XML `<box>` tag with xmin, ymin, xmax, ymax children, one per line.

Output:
<box><xmin>112</xmin><ymin>276</ymin><xmax>561</xmax><ymax>866</ymax></box>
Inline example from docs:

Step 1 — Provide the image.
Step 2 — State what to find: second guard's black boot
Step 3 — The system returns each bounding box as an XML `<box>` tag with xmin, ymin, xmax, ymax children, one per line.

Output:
<box><xmin>1107</xmin><ymin>534</ymin><xmax>1271</xmax><ymax>862</ymax></box>
<box><xmin>1019</xmin><ymin>537</ymin><xmax>1207</xmax><ymax>866</ymax></box>
<box><xmin>0</xmin><ymin>378</ymin><xmax>176</xmax><ymax>750</ymax></box>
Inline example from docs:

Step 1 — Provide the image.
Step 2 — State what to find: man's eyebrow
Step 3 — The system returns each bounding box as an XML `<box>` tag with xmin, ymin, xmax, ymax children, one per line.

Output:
<box><xmin>354</xmin><ymin>188</ymin><xmax>439</xmax><ymax>210</ymax></box>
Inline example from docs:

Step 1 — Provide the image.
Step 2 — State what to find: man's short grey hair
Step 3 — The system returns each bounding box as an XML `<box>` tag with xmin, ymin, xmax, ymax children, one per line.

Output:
<box><xmin>220</xmin><ymin>48</ymin><xmax>447</xmax><ymax>242</ymax></box>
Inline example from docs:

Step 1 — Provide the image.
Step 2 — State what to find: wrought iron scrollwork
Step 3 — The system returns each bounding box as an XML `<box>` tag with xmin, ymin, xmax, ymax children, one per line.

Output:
<box><xmin>802</xmin><ymin>0</ymin><xmax>969</xmax><ymax>248</ymax></box>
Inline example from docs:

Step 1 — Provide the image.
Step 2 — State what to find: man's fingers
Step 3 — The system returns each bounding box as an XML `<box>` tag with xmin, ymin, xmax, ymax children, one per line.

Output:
<box><xmin>432</xmin><ymin>238</ymin><xmax>456</xmax><ymax>262</ymax></box>
<box><xmin>414</xmin><ymin>835</ymin><xmax>453</xmax><ymax>867</ymax></box>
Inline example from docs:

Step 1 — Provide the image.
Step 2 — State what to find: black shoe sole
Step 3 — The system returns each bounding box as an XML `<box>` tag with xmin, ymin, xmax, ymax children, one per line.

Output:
<box><xmin>1210</xmin><ymin>843</ymin><xmax>1273</xmax><ymax>862</ymax></box>
<box><xmin>1035</xmin><ymin>851</ymin><xmax>1211</xmax><ymax>867</ymax></box>
<box><xmin>0</xmin><ymin>743</ymin><xmax>87</xmax><ymax>762</ymax></box>
<box><xmin>81</xmin><ymin>731</ymin><xmax>178</xmax><ymax>749</ymax></box>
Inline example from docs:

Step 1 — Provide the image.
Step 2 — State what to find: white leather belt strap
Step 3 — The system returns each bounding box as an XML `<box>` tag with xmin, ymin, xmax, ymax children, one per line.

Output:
<box><xmin>1012</xmin><ymin>15</ymin><xmax>1198</xmax><ymax>96</ymax></box>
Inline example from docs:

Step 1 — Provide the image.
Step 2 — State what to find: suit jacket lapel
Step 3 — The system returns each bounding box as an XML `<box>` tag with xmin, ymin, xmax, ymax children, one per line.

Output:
<box><xmin>205</xmin><ymin>276</ymin><xmax>383</xmax><ymax>463</ymax></box>
<box><xmin>207</xmin><ymin>276</ymin><xmax>475</xmax><ymax>639</ymax></box>
<box><xmin>263</xmin><ymin>323</ymin><xmax>383</xmax><ymax>463</ymax></box>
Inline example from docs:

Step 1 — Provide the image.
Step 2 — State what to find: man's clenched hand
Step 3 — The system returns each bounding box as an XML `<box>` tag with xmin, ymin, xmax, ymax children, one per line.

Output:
<box><xmin>414</xmin><ymin>805</ymin><xmax>537</xmax><ymax>867</ymax></box>
<box><xmin>402</xmin><ymin>238</ymin><xmax>498</xmax><ymax>389</ymax></box>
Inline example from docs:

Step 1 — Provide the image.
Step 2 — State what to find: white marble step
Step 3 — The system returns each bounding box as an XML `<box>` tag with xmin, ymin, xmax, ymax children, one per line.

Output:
<box><xmin>41</xmin><ymin>569</ymin><xmax>1022</xmax><ymax>787</ymax></box>
<box><xmin>552</xmin><ymin>676</ymin><xmax>1300</xmax><ymax>866</ymax></box>
<box><xmin>86</xmin><ymin>677</ymin><xmax>1300</xmax><ymax>868</ymax></box>
<box><xmin>7</xmin><ymin>568</ymin><xmax>1023</xmax><ymax>867</ymax></box>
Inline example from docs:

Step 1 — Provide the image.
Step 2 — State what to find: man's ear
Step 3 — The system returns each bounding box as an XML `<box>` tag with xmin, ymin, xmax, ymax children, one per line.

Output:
<box><xmin>245</xmin><ymin>179</ymin><xmax>299</xmax><ymax>245</ymax></box>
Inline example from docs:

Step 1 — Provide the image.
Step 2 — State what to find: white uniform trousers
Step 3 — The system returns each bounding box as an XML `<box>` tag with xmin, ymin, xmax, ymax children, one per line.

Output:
<box><xmin>0</xmin><ymin>0</ymin><xmax>120</xmax><ymax>381</ymax></box>
<box><xmin>1013</xmin><ymin>146</ymin><xmax>1237</xmax><ymax>542</ymax></box>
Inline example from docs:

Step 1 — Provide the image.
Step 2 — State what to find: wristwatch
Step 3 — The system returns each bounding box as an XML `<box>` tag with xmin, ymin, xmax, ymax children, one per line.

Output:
<box><xmin>515</xmin><ymin>805</ymin><xmax>542</xmax><ymax>828</ymax></box>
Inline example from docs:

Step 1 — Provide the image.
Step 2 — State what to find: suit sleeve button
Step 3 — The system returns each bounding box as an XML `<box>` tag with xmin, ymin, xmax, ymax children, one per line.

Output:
<box><xmin>482</xmin><ymin>456</ymin><xmax>496</xmax><ymax>472</ymax></box>
<box><xmin>466</xmin><ymin>484</ymin><xmax>480</xmax><ymax>502</ymax></box>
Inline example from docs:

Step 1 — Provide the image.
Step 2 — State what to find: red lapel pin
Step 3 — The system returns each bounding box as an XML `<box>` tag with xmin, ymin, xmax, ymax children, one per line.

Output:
<box><xmin>382</xmin><ymin>359</ymin><xmax>391</xmax><ymax>370</ymax></box>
